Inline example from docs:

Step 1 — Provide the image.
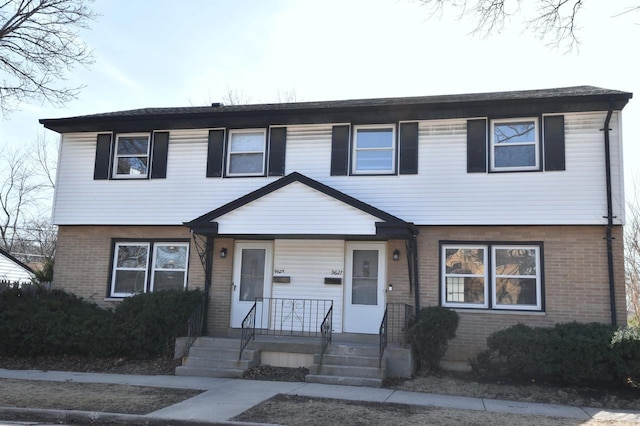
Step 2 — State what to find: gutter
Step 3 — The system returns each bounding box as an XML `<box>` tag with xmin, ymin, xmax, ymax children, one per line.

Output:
<box><xmin>602</xmin><ymin>108</ymin><xmax>617</xmax><ymax>326</ymax></box>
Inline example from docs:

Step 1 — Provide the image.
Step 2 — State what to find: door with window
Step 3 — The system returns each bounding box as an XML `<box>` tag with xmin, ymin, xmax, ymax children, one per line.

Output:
<box><xmin>344</xmin><ymin>242</ymin><xmax>386</xmax><ymax>333</ymax></box>
<box><xmin>230</xmin><ymin>242</ymin><xmax>273</xmax><ymax>328</ymax></box>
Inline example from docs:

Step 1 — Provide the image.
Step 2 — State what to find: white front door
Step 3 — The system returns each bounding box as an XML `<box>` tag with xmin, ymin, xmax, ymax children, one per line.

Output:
<box><xmin>343</xmin><ymin>242</ymin><xmax>386</xmax><ymax>333</ymax></box>
<box><xmin>230</xmin><ymin>242</ymin><xmax>273</xmax><ymax>328</ymax></box>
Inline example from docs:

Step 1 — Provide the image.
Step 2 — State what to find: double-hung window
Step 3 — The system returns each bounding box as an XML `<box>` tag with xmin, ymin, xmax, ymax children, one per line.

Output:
<box><xmin>441</xmin><ymin>243</ymin><xmax>542</xmax><ymax>311</ymax></box>
<box><xmin>352</xmin><ymin>125</ymin><xmax>395</xmax><ymax>174</ymax></box>
<box><xmin>113</xmin><ymin>134</ymin><xmax>150</xmax><ymax>178</ymax></box>
<box><xmin>227</xmin><ymin>129</ymin><xmax>266</xmax><ymax>176</ymax></box>
<box><xmin>491</xmin><ymin>118</ymin><xmax>539</xmax><ymax>171</ymax></box>
<box><xmin>110</xmin><ymin>241</ymin><xmax>189</xmax><ymax>297</ymax></box>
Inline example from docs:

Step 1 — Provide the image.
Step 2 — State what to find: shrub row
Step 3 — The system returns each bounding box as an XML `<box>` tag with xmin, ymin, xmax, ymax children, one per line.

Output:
<box><xmin>0</xmin><ymin>286</ymin><xmax>203</xmax><ymax>359</ymax></box>
<box><xmin>409</xmin><ymin>306</ymin><xmax>460</xmax><ymax>372</ymax></box>
<box><xmin>471</xmin><ymin>322</ymin><xmax>640</xmax><ymax>386</ymax></box>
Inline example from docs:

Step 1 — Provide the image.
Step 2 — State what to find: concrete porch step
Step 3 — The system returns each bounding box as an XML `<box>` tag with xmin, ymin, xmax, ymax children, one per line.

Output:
<box><xmin>327</xmin><ymin>344</ymin><xmax>379</xmax><ymax>357</ymax></box>
<box><xmin>181</xmin><ymin>356</ymin><xmax>257</xmax><ymax>370</ymax></box>
<box><xmin>305</xmin><ymin>374</ymin><xmax>384</xmax><ymax>388</ymax></box>
<box><xmin>176</xmin><ymin>336</ymin><xmax>259</xmax><ymax>378</ymax></box>
<box><xmin>175</xmin><ymin>365</ymin><xmax>245</xmax><ymax>378</ymax></box>
<box><xmin>313</xmin><ymin>353</ymin><xmax>380</xmax><ymax>368</ymax></box>
<box><xmin>190</xmin><ymin>337</ymin><xmax>241</xmax><ymax>350</ymax></box>
<box><xmin>188</xmin><ymin>346</ymin><xmax>258</xmax><ymax>362</ymax></box>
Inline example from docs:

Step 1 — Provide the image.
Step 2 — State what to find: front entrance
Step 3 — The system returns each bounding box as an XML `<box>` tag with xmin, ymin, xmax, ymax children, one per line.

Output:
<box><xmin>343</xmin><ymin>242</ymin><xmax>386</xmax><ymax>333</ymax></box>
<box><xmin>230</xmin><ymin>242</ymin><xmax>273</xmax><ymax>328</ymax></box>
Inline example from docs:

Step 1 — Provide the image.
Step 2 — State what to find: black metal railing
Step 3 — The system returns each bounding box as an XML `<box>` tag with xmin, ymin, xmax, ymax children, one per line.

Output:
<box><xmin>183</xmin><ymin>297</ymin><xmax>205</xmax><ymax>357</ymax></box>
<box><xmin>319</xmin><ymin>305</ymin><xmax>333</xmax><ymax>365</ymax></box>
<box><xmin>379</xmin><ymin>308</ymin><xmax>388</xmax><ymax>368</ymax></box>
<box><xmin>385</xmin><ymin>303</ymin><xmax>415</xmax><ymax>345</ymax></box>
<box><xmin>239</xmin><ymin>302</ymin><xmax>257</xmax><ymax>360</ymax></box>
<box><xmin>253</xmin><ymin>297</ymin><xmax>333</xmax><ymax>337</ymax></box>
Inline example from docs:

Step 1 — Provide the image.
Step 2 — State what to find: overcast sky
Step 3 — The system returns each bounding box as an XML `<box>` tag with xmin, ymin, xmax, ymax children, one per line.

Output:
<box><xmin>2</xmin><ymin>0</ymin><xmax>639</xmax><ymax>199</ymax></box>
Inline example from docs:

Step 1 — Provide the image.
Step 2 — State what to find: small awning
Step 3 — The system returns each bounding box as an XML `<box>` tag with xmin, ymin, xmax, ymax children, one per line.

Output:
<box><xmin>185</xmin><ymin>172</ymin><xmax>415</xmax><ymax>239</ymax></box>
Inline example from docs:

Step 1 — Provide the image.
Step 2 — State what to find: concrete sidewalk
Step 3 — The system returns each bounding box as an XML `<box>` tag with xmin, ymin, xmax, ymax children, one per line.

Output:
<box><xmin>1</xmin><ymin>368</ymin><xmax>639</xmax><ymax>424</ymax></box>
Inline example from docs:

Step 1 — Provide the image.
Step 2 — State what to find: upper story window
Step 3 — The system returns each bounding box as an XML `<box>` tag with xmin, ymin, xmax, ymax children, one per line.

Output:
<box><xmin>113</xmin><ymin>134</ymin><xmax>150</xmax><ymax>178</ymax></box>
<box><xmin>491</xmin><ymin>118</ymin><xmax>539</xmax><ymax>171</ymax></box>
<box><xmin>227</xmin><ymin>129</ymin><xmax>266</xmax><ymax>176</ymax></box>
<box><xmin>352</xmin><ymin>125</ymin><xmax>395</xmax><ymax>174</ymax></box>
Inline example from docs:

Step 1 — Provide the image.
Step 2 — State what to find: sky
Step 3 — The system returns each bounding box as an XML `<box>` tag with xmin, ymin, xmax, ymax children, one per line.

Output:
<box><xmin>1</xmin><ymin>0</ymin><xmax>639</xmax><ymax>202</ymax></box>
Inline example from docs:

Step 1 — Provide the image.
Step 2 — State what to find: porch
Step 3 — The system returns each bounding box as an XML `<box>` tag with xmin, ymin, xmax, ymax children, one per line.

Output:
<box><xmin>176</xmin><ymin>301</ymin><xmax>415</xmax><ymax>387</ymax></box>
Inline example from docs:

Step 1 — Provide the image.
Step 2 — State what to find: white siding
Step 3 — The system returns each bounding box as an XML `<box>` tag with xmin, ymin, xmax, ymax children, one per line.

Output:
<box><xmin>53</xmin><ymin>111</ymin><xmax>624</xmax><ymax>226</ymax></box>
<box><xmin>216</xmin><ymin>182</ymin><xmax>379</xmax><ymax>235</ymax></box>
<box><xmin>0</xmin><ymin>254</ymin><xmax>33</xmax><ymax>283</ymax></box>
<box><xmin>271</xmin><ymin>240</ymin><xmax>344</xmax><ymax>333</ymax></box>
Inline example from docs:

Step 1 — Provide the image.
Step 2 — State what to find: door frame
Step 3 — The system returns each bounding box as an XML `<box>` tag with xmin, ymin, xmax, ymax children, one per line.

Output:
<box><xmin>229</xmin><ymin>241</ymin><xmax>273</xmax><ymax>328</ymax></box>
<box><xmin>343</xmin><ymin>241</ymin><xmax>386</xmax><ymax>333</ymax></box>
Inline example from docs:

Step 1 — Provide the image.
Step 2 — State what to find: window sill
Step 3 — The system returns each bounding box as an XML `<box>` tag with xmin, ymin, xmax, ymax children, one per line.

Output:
<box><xmin>450</xmin><ymin>308</ymin><xmax>546</xmax><ymax>316</ymax></box>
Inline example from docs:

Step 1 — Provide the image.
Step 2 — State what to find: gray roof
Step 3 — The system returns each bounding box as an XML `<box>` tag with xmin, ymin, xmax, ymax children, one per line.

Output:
<box><xmin>40</xmin><ymin>86</ymin><xmax>632</xmax><ymax>133</ymax></box>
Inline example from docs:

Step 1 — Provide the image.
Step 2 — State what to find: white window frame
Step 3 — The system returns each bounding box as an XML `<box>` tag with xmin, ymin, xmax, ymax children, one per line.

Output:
<box><xmin>149</xmin><ymin>242</ymin><xmax>189</xmax><ymax>292</ymax></box>
<box><xmin>110</xmin><ymin>241</ymin><xmax>190</xmax><ymax>298</ymax></box>
<box><xmin>491</xmin><ymin>245</ymin><xmax>542</xmax><ymax>311</ymax></box>
<box><xmin>226</xmin><ymin>129</ymin><xmax>267</xmax><ymax>177</ymax></box>
<box><xmin>490</xmin><ymin>118</ymin><xmax>539</xmax><ymax>171</ymax></box>
<box><xmin>112</xmin><ymin>133</ymin><xmax>151</xmax><ymax>179</ymax></box>
<box><xmin>111</xmin><ymin>242</ymin><xmax>150</xmax><ymax>297</ymax></box>
<box><xmin>352</xmin><ymin>124</ymin><xmax>396</xmax><ymax>175</ymax></box>
<box><xmin>441</xmin><ymin>244</ymin><xmax>489</xmax><ymax>309</ymax></box>
<box><xmin>441</xmin><ymin>243</ymin><xmax>543</xmax><ymax>311</ymax></box>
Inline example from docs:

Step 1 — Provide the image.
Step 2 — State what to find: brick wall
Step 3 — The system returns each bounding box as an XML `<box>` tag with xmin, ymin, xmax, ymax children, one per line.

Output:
<box><xmin>415</xmin><ymin>225</ymin><xmax>626</xmax><ymax>362</ymax></box>
<box><xmin>54</xmin><ymin>226</ymin><xmax>205</xmax><ymax>307</ymax></box>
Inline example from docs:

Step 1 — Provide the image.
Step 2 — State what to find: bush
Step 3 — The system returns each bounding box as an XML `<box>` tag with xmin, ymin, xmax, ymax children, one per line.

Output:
<box><xmin>113</xmin><ymin>289</ymin><xmax>203</xmax><ymax>359</ymax></box>
<box><xmin>611</xmin><ymin>326</ymin><xmax>640</xmax><ymax>387</ymax></box>
<box><xmin>471</xmin><ymin>322</ymin><xmax>636</xmax><ymax>385</ymax></box>
<box><xmin>0</xmin><ymin>287</ymin><xmax>114</xmax><ymax>357</ymax></box>
<box><xmin>0</xmin><ymin>286</ymin><xmax>203</xmax><ymax>359</ymax></box>
<box><xmin>409</xmin><ymin>306</ymin><xmax>459</xmax><ymax>372</ymax></box>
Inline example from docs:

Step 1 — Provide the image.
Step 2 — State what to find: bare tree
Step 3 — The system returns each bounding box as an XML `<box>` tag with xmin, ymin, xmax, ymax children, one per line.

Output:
<box><xmin>0</xmin><ymin>135</ymin><xmax>56</xmax><ymax>255</ymax></box>
<box><xmin>417</xmin><ymin>0</ymin><xmax>640</xmax><ymax>52</ymax></box>
<box><xmin>626</xmin><ymin>186</ymin><xmax>640</xmax><ymax>326</ymax></box>
<box><xmin>0</xmin><ymin>0</ymin><xmax>96</xmax><ymax>115</ymax></box>
<box><xmin>221</xmin><ymin>87</ymin><xmax>252</xmax><ymax>105</ymax></box>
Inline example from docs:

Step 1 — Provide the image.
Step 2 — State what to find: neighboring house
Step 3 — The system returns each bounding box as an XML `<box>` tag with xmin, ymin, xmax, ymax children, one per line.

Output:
<box><xmin>40</xmin><ymin>86</ymin><xmax>632</xmax><ymax>367</ymax></box>
<box><xmin>0</xmin><ymin>248</ymin><xmax>35</xmax><ymax>285</ymax></box>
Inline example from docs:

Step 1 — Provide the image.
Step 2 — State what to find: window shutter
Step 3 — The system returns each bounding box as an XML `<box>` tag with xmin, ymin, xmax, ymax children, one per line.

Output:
<box><xmin>150</xmin><ymin>132</ymin><xmax>169</xmax><ymax>179</ymax></box>
<box><xmin>543</xmin><ymin>115</ymin><xmax>565</xmax><ymax>171</ymax></box>
<box><xmin>206</xmin><ymin>129</ymin><xmax>225</xmax><ymax>177</ymax></box>
<box><xmin>94</xmin><ymin>133</ymin><xmax>113</xmax><ymax>180</ymax></box>
<box><xmin>268</xmin><ymin>127</ymin><xmax>286</xmax><ymax>176</ymax></box>
<box><xmin>467</xmin><ymin>119</ymin><xmax>487</xmax><ymax>173</ymax></box>
<box><xmin>399</xmin><ymin>122</ymin><xmax>419</xmax><ymax>175</ymax></box>
<box><xmin>330</xmin><ymin>125</ymin><xmax>350</xmax><ymax>176</ymax></box>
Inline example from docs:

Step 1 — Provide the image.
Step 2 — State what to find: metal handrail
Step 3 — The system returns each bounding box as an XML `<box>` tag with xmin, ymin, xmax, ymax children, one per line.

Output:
<box><xmin>319</xmin><ymin>305</ymin><xmax>333</xmax><ymax>365</ymax></box>
<box><xmin>379</xmin><ymin>307</ymin><xmax>388</xmax><ymax>368</ymax></box>
<box><xmin>183</xmin><ymin>296</ymin><xmax>205</xmax><ymax>357</ymax></box>
<box><xmin>253</xmin><ymin>297</ymin><xmax>333</xmax><ymax>337</ymax></box>
<box><xmin>239</xmin><ymin>302</ymin><xmax>257</xmax><ymax>360</ymax></box>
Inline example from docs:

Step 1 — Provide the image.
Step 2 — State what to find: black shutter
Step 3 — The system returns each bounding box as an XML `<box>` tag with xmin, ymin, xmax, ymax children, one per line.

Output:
<box><xmin>399</xmin><ymin>122</ymin><xmax>419</xmax><ymax>175</ymax></box>
<box><xmin>330</xmin><ymin>125</ymin><xmax>350</xmax><ymax>176</ymax></box>
<box><xmin>268</xmin><ymin>127</ymin><xmax>286</xmax><ymax>176</ymax></box>
<box><xmin>94</xmin><ymin>133</ymin><xmax>113</xmax><ymax>180</ymax></box>
<box><xmin>467</xmin><ymin>119</ymin><xmax>487</xmax><ymax>173</ymax></box>
<box><xmin>543</xmin><ymin>115</ymin><xmax>565</xmax><ymax>171</ymax></box>
<box><xmin>206</xmin><ymin>129</ymin><xmax>225</xmax><ymax>177</ymax></box>
<box><xmin>150</xmin><ymin>132</ymin><xmax>169</xmax><ymax>179</ymax></box>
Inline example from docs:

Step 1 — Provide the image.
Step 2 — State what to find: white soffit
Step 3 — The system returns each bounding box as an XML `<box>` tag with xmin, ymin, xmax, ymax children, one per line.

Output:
<box><xmin>215</xmin><ymin>181</ymin><xmax>380</xmax><ymax>235</ymax></box>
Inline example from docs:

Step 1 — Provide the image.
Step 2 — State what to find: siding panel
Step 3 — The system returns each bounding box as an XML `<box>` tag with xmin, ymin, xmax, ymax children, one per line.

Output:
<box><xmin>53</xmin><ymin>112</ymin><xmax>623</xmax><ymax>226</ymax></box>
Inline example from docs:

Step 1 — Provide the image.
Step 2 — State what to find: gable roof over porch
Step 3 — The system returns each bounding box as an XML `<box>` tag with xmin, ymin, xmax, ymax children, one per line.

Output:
<box><xmin>185</xmin><ymin>172</ymin><xmax>416</xmax><ymax>239</ymax></box>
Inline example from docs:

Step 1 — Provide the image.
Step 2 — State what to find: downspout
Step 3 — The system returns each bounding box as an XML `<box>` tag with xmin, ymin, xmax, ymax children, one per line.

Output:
<box><xmin>602</xmin><ymin>108</ymin><xmax>617</xmax><ymax>326</ymax></box>
<box><xmin>202</xmin><ymin>236</ymin><xmax>214</xmax><ymax>335</ymax></box>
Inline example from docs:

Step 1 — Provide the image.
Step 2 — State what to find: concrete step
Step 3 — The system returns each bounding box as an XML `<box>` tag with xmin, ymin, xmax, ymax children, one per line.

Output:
<box><xmin>313</xmin><ymin>353</ymin><xmax>380</xmax><ymax>368</ymax></box>
<box><xmin>183</xmin><ymin>356</ymin><xmax>257</xmax><ymax>370</ymax></box>
<box><xmin>327</xmin><ymin>344</ymin><xmax>379</xmax><ymax>357</ymax></box>
<box><xmin>305</xmin><ymin>374</ymin><xmax>383</xmax><ymax>388</ymax></box>
<box><xmin>188</xmin><ymin>346</ymin><xmax>258</xmax><ymax>362</ymax></box>
<box><xmin>191</xmin><ymin>337</ymin><xmax>240</xmax><ymax>349</ymax></box>
<box><xmin>175</xmin><ymin>365</ymin><xmax>245</xmax><ymax>378</ymax></box>
<box><xmin>308</xmin><ymin>364</ymin><xmax>385</xmax><ymax>379</ymax></box>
